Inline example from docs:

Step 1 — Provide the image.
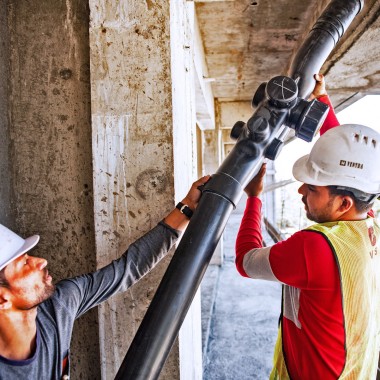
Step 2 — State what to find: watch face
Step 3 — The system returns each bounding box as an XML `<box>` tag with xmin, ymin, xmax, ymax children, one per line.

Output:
<box><xmin>266</xmin><ymin>76</ymin><xmax>298</xmax><ymax>106</ymax></box>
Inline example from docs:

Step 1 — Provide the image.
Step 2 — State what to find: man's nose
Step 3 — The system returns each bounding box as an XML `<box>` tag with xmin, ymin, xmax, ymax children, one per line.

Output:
<box><xmin>30</xmin><ymin>256</ymin><xmax>48</xmax><ymax>270</ymax></box>
<box><xmin>298</xmin><ymin>183</ymin><xmax>307</xmax><ymax>195</ymax></box>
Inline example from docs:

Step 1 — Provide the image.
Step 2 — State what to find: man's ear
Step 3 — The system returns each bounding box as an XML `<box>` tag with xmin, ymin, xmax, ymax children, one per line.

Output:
<box><xmin>338</xmin><ymin>196</ymin><xmax>354</xmax><ymax>213</ymax></box>
<box><xmin>0</xmin><ymin>289</ymin><xmax>12</xmax><ymax>310</ymax></box>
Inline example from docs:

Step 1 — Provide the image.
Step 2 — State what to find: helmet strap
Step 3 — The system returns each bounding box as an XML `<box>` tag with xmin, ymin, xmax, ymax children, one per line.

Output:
<box><xmin>335</xmin><ymin>186</ymin><xmax>378</xmax><ymax>203</ymax></box>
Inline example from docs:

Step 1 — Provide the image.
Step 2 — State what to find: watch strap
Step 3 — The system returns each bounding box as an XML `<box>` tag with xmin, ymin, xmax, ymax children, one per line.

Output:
<box><xmin>176</xmin><ymin>202</ymin><xmax>193</xmax><ymax>219</ymax></box>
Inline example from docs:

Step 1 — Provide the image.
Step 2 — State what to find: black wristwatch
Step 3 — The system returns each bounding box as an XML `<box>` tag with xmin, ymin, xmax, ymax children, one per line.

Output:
<box><xmin>176</xmin><ymin>202</ymin><xmax>193</xmax><ymax>219</ymax></box>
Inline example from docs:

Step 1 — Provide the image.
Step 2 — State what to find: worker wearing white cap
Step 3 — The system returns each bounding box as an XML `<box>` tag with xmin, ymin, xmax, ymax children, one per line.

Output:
<box><xmin>236</xmin><ymin>75</ymin><xmax>380</xmax><ymax>379</ymax></box>
<box><xmin>0</xmin><ymin>176</ymin><xmax>209</xmax><ymax>379</ymax></box>
<box><xmin>0</xmin><ymin>225</ymin><xmax>40</xmax><ymax>271</ymax></box>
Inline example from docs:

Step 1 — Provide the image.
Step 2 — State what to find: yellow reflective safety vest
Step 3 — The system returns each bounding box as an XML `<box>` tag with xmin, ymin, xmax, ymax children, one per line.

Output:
<box><xmin>270</xmin><ymin>217</ymin><xmax>380</xmax><ymax>380</ymax></box>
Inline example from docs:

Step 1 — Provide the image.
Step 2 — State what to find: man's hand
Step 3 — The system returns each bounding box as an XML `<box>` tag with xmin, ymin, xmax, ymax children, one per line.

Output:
<box><xmin>309</xmin><ymin>74</ymin><xmax>327</xmax><ymax>100</ymax></box>
<box><xmin>164</xmin><ymin>175</ymin><xmax>211</xmax><ymax>231</ymax></box>
<box><xmin>181</xmin><ymin>175</ymin><xmax>211</xmax><ymax>210</ymax></box>
<box><xmin>244</xmin><ymin>163</ymin><xmax>266</xmax><ymax>197</ymax></box>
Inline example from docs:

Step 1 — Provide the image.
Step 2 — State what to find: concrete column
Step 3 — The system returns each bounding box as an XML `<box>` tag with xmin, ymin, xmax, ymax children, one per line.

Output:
<box><xmin>6</xmin><ymin>0</ymin><xmax>99</xmax><ymax>377</ymax></box>
<box><xmin>0</xmin><ymin>0</ymin><xmax>12</xmax><ymax>228</ymax></box>
<box><xmin>171</xmin><ymin>3</ymin><xmax>203</xmax><ymax>380</ymax></box>
<box><xmin>203</xmin><ymin>126</ymin><xmax>224</xmax><ymax>266</ymax></box>
<box><xmin>89</xmin><ymin>0</ymin><xmax>200</xmax><ymax>378</ymax></box>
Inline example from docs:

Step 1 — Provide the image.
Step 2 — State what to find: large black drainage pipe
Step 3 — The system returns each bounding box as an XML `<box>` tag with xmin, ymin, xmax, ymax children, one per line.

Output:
<box><xmin>115</xmin><ymin>1</ymin><xmax>363</xmax><ymax>379</ymax></box>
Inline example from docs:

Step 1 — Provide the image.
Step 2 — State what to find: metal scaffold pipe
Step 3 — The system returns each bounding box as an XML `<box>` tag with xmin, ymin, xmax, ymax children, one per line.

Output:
<box><xmin>115</xmin><ymin>1</ymin><xmax>363</xmax><ymax>379</ymax></box>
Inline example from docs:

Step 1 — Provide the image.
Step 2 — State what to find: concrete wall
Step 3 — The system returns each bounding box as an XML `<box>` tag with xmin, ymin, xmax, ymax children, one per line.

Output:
<box><xmin>89</xmin><ymin>0</ymin><xmax>177</xmax><ymax>376</ymax></box>
<box><xmin>89</xmin><ymin>0</ymin><xmax>200</xmax><ymax>378</ymax></box>
<box><xmin>5</xmin><ymin>0</ymin><xmax>99</xmax><ymax>377</ymax></box>
<box><xmin>171</xmin><ymin>4</ymin><xmax>203</xmax><ymax>379</ymax></box>
<box><xmin>1</xmin><ymin>0</ymin><xmax>202</xmax><ymax>378</ymax></box>
<box><xmin>0</xmin><ymin>0</ymin><xmax>12</xmax><ymax>228</ymax></box>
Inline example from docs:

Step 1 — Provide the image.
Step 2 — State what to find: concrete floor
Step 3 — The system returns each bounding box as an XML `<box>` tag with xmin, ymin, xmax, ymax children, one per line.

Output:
<box><xmin>201</xmin><ymin>197</ymin><xmax>282</xmax><ymax>380</ymax></box>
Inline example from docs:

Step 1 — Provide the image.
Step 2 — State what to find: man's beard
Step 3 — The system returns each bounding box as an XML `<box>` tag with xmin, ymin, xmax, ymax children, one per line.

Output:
<box><xmin>34</xmin><ymin>282</ymin><xmax>56</xmax><ymax>307</ymax></box>
<box><xmin>302</xmin><ymin>197</ymin><xmax>335</xmax><ymax>223</ymax></box>
<box><xmin>17</xmin><ymin>277</ymin><xmax>56</xmax><ymax>311</ymax></box>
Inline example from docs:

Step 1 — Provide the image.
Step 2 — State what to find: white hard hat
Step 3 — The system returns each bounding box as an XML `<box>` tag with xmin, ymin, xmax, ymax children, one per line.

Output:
<box><xmin>0</xmin><ymin>224</ymin><xmax>40</xmax><ymax>271</ymax></box>
<box><xmin>293</xmin><ymin>124</ymin><xmax>380</xmax><ymax>195</ymax></box>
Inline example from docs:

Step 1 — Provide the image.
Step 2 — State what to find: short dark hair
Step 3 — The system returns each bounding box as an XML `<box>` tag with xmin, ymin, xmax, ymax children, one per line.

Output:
<box><xmin>327</xmin><ymin>186</ymin><xmax>374</xmax><ymax>213</ymax></box>
<box><xmin>0</xmin><ymin>268</ymin><xmax>9</xmax><ymax>288</ymax></box>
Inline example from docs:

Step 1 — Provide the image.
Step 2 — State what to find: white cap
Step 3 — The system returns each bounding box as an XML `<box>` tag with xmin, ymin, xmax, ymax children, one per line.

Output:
<box><xmin>0</xmin><ymin>224</ymin><xmax>40</xmax><ymax>271</ymax></box>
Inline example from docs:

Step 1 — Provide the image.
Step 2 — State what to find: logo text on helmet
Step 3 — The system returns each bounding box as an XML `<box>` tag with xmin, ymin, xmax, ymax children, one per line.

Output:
<box><xmin>339</xmin><ymin>160</ymin><xmax>363</xmax><ymax>169</ymax></box>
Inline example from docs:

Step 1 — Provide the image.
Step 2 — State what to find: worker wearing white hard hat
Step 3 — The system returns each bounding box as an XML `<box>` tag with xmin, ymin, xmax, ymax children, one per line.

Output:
<box><xmin>293</xmin><ymin>124</ymin><xmax>380</xmax><ymax>201</ymax></box>
<box><xmin>0</xmin><ymin>175</ymin><xmax>209</xmax><ymax>379</ymax></box>
<box><xmin>236</xmin><ymin>74</ymin><xmax>380</xmax><ymax>380</ymax></box>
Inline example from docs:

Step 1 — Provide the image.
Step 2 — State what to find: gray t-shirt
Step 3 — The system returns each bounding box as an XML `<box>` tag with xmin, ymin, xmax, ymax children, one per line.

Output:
<box><xmin>0</xmin><ymin>221</ymin><xmax>179</xmax><ymax>380</ymax></box>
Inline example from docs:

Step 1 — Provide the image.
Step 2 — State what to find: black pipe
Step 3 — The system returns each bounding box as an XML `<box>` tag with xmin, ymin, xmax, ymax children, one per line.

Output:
<box><xmin>116</xmin><ymin>105</ymin><xmax>290</xmax><ymax>379</ymax></box>
<box><xmin>115</xmin><ymin>1</ymin><xmax>363</xmax><ymax>379</ymax></box>
<box><xmin>289</xmin><ymin>0</ymin><xmax>363</xmax><ymax>98</ymax></box>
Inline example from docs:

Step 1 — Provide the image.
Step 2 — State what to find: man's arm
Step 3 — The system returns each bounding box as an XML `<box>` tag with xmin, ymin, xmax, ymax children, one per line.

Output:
<box><xmin>235</xmin><ymin>164</ymin><xmax>337</xmax><ymax>289</ymax></box>
<box><xmin>54</xmin><ymin>175</ymin><xmax>210</xmax><ymax>318</ymax></box>
<box><xmin>235</xmin><ymin>163</ymin><xmax>279</xmax><ymax>281</ymax></box>
<box><xmin>163</xmin><ymin>175</ymin><xmax>210</xmax><ymax>231</ymax></box>
<box><xmin>235</xmin><ymin>164</ymin><xmax>265</xmax><ymax>277</ymax></box>
<box><xmin>310</xmin><ymin>74</ymin><xmax>340</xmax><ymax>135</ymax></box>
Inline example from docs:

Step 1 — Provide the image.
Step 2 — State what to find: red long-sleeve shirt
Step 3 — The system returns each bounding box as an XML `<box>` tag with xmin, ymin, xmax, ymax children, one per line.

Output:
<box><xmin>235</xmin><ymin>95</ymin><xmax>346</xmax><ymax>379</ymax></box>
<box><xmin>318</xmin><ymin>95</ymin><xmax>340</xmax><ymax>135</ymax></box>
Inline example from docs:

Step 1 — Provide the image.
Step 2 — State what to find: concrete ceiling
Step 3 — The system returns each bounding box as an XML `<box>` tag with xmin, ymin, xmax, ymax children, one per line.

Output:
<box><xmin>194</xmin><ymin>0</ymin><xmax>380</xmax><ymax>110</ymax></box>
